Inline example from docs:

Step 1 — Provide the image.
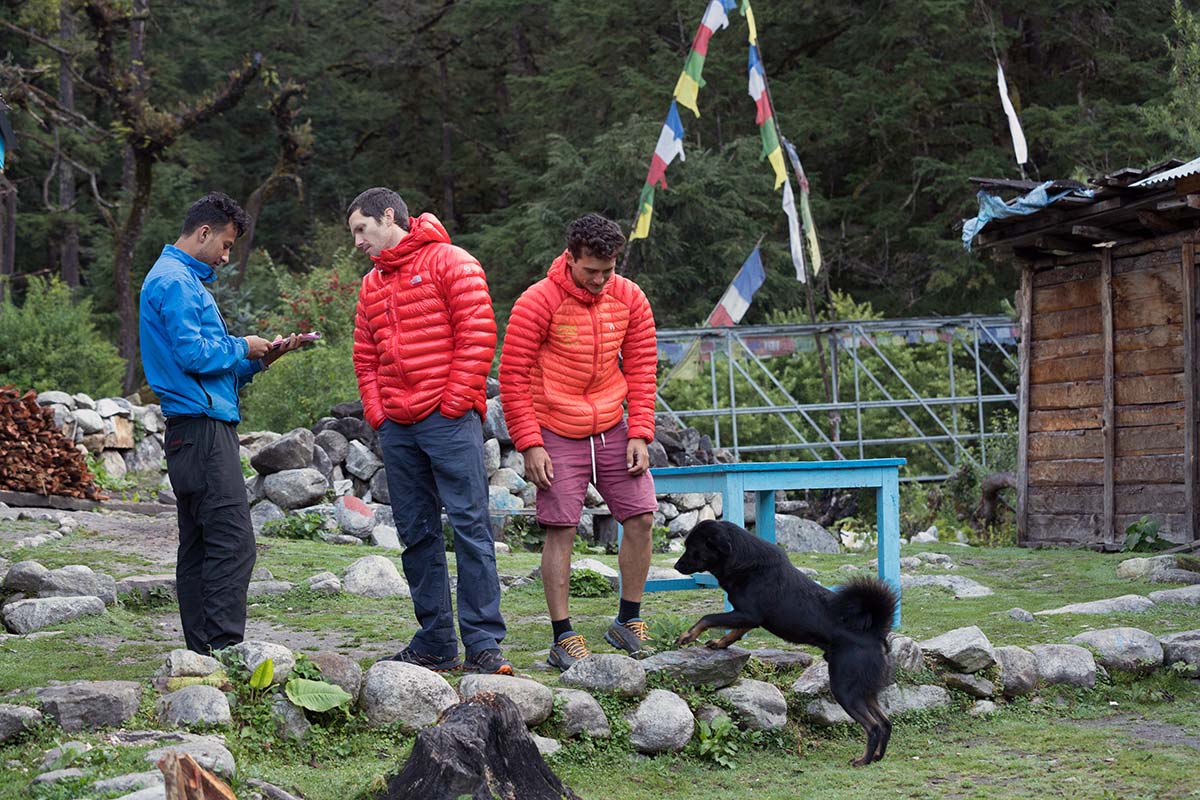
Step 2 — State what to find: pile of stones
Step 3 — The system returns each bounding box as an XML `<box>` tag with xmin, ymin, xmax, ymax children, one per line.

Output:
<box><xmin>33</xmin><ymin>391</ymin><xmax>167</xmax><ymax>486</ymax></box>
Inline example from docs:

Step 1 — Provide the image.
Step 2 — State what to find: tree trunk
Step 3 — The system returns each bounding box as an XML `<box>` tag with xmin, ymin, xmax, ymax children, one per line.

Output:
<box><xmin>380</xmin><ymin>693</ymin><xmax>579</xmax><ymax>800</ymax></box>
<box><xmin>58</xmin><ymin>0</ymin><xmax>81</xmax><ymax>288</ymax></box>
<box><xmin>974</xmin><ymin>471</ymin><xmax>1017</xmax><ymax>529</ymax></box>
<box><xmin>120</xmin><ymin>0</ymin><xmax>148</xmax><ymax>193</ymax></box>
<box><xmin>0</xmin><ymin>178</ymin><xmax>15</xmax><ymax>302</ymax></box>
<box><xmin>437</xmin><ymin>54</ymin><xmax>456</xmax><ymax>230</ymax></box>
<box><xmin>117</xmin><ymin>152</ymin><xmax>153</xmax><ymax>394</ymax></box>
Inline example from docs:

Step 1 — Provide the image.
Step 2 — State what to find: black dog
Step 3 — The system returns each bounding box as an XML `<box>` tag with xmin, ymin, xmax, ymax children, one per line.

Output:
<box><xmin>673</xmin><ymin>519</ymin><xmax>898</xmax><ymax>766</ymax></box>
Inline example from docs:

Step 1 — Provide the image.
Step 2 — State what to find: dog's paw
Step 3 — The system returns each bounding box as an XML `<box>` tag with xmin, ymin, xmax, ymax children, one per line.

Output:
<box><xmin>675</xmin><ymin>634</ymin><xmax>696</xmax><ymax>647</ymax></box>
<box><xmin>704</xmin><ymin>639</ymin><xmax>729</xmax><ymax>650</ymax></box>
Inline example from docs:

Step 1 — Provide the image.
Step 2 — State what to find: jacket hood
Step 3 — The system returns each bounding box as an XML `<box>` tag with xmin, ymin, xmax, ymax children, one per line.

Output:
<box><xmin>548</xmin><ymin>249</ymin><xmax>607</xmax><ymax>305</ymax></box>
<box><xmin>373</xmin><ymin>213</ymin><xmax>452</xmax><ymax>272</ymax></box>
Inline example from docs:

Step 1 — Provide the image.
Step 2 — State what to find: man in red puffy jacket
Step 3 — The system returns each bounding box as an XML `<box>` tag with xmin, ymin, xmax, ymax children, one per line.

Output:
<box><xmin>349</xmin><ymin>187</ymin><xmax>511</xmax><ymax>675</ymax></box>
<box><xmin>500</xmin><ymin>213</ymin><xmax>659</xmax><ymax>671</ymax></box>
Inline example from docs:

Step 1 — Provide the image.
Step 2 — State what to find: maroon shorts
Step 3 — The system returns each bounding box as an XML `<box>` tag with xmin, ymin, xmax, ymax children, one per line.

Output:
<box><xmin>536</xmin><ymin>420</ymin><xmax>658</xmax><ymax>527</ymax></box>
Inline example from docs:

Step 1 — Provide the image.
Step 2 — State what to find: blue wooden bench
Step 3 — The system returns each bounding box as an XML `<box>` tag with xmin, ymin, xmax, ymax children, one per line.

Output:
<box><xmin>645</xmin><ymin>459</ymin><xmax>905</xmax><ymax>626</ymax></box>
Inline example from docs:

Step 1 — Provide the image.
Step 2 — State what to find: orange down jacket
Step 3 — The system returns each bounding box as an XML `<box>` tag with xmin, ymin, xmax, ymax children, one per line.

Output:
<box><xmin>353</xmin><ymin>214</ymin><xmax>496</xmax><ymax>429</ymax></box>
<box><xmin>499</xmin><ymin>250</ymin><xmax>657</xmax><ymax>452</ymax></box>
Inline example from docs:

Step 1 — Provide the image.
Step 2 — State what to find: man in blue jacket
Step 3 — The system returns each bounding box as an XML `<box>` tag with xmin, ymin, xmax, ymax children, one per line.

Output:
<box><xmin>140</xmin><ymin>192</ymin><xmax>302</xmax><ymax>654</ymax></box>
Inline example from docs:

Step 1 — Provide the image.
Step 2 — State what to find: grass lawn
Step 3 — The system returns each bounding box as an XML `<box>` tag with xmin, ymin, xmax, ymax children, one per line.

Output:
<box><xmin>1</xmin><ymin>526</ymin><xmax>1198</xmax><ymax>799</ymax></box>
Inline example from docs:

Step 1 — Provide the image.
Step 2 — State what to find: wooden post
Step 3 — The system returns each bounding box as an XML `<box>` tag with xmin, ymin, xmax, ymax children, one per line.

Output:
<box><xmin>1182</xmin><ymin>241</ymin><xmax>1198</xmax><ymax>541</ymax></box>
<box><xmin>1017</xmin><ymin>265</ymin><xmax>1032</xmax><ymax>543</ymax></box>
<box><xmin>1101</xmin><ymin>247</ymin><xmax>1115</xmax><ymax>547</ymax></box>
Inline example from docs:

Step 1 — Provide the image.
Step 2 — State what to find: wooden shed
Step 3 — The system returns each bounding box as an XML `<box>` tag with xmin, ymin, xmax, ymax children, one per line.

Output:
<box><xmin>971</xmin><ymin>161</ymin><xmax>1200</xmax><ymax>548</ymax></box>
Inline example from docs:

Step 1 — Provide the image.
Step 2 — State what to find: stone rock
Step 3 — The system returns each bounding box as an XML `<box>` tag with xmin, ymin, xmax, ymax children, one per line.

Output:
<box><xmin>911</xmin><ymin>525</ymin><xmax>939</xmax><ymax>543</ymax></box>
<box><xmin>343</xmin><ymin>555</ymin><xmax>409</xmax><ymax>598</ymax></box>
<box><xmin>98</xmin><ymin>449</ymin><xmax>129</xmax><ymax>480</ymax></box>
<box><xmin>3</xmin><ymin>560</ymin><xmax>48</xmax><ymax>593</ymax></box>
<box><xmin>33</xmin><ymin>767</ymin><xmax>85</xmax><ymax>784</ymax></box>
<box><xmin>144</xmin><ymin>733</ymin><xmax>235</xmax><ymax>778</ymax></box>
<box><xmin>335</xmin><ymin>495</ymin><xmax>376</xmax><ymax>538</ymax></box>
<box><xmin>920</xmin><ymin>626</ymin><xmax>995</xmax><ymax>673</ymax></box>
<box><xmin>96</xmin><ymin>397</ymin><xmax>127</xmax><ymax>418</ymax></box>
<box><xmin>263</xmin><ymin>468</ymin><xmax>328</xmax><ymax>510</ymax></box>
<box><xmin>73</xmin><ymin>392</ymin><xmax>95</xmax><ymax>410</ymax></box>
<box><xmin>73</xmin><ymin>408</ymin><xmax>105</xmax><ymax>434</ymax></box>
<box><xmin>715</xmin><ymin>679</ymin><xmax>787</xmax><ymax>731</ymax></box>
<box><xmin>1036</xmin><ymin>594</ymin><xmax>1156</xmax><ymax>616</ymax></box>
<box><xmin>626</xmin><ymin>689</ymin><xmax>694</xmax><ymax>754</ymax></box>
<box><xmin>901</xmin><ymin>574</ymin><xmax>993</xmax><ymax>598</ymax></box>
<box><xmin>483</xmin><ymin>437</ymin><xmax>501</xmax><ymax>476</ymax></box>
<box><xmin>531</xmin><ymin>734</ymin><xmax>561</xmax><ymax>757</ymax></box>
<box><xmin>792</xmin><ymin>660</ymin><xmax>830</xmax><ymax>696</ymax></box>
<box><xmin>501</xmin><ymin>449</ymin><xmax>526</xmax><ymax>478</ymax></box>
<box><xmin>91</xmin><ymin>771</ymin><xmax>163</xmax><ymax>793</ymax></box>
<box><xmin>944</xmin><ymin>672</ymin><xmax>995</xmax><ymax>698</ymax></box>
<box><xmin>0</xmin><ymin>705</ymin><xmax>42</xmax><ymax>743</ymax></box>
<box><xmin>553</xmin><ymin>688</ymin><xmax>610</xmax><ymax>738</ymax></box>
<box><xmin>162</xmin><ymin>649</ymin><xmax>221</xmax><ymax>678</ymax></box>
<box><xmin>40</xmin><ymin>739</ymin><xmax>91</xmax><ymax>770</ymax></box>
<box><xmin>124</xmin><ymin>435</ymin><xmax>165</xmax><ymax>473</ymax></box>
<box><xmin>369</xmin><ymin>469</ymin><xmax>390</xmax><ymax>505</ymax></box>
<box><xmin>35</xmin><ymin>680</ymin><xmax>141</xmax><ymax>731</ymax></box>
<box><xmin>250</xmin><ymin>500</ymin><xmax>286</xmax><ymax>535</ymax></box>
<box><xmin>657</xmin><ymin>501</ymin><xmax>679</xmax><ymax>521</ymax></box>
<box><xmin>3</xmin><ymin>596</ymin><xmax>106</xmax><ymax>634</ymax></box>
<box><xmin>887</xmin><ymin>634</ymin><xmax>924</xmax><ymax>674</ymax></box>
<box><xmin>230</xmin><ymin>641</ymin><xmax>295</xmax><ymax>684</ymax></box>
<box><xmin>245</xmin><ymin>475</ymin><xmax>265</xmax><ymax>504</ymax></box>
<box><xmin>306</xmin><ymin>572</ymin><xmax>342</xmax><ymax>595</ymax></box>
<box><xmin>310</xmin><ymin>651</ymin><xmax>363</xmax><ymax>701</ymax></box>
<box><xmin>1006</xmin><ymin>607</ymin><xmax>1035</xmax><ymax>622</ymax></box>
<box><xmin>314</xmin><ymin>429</ymin><xmax>350</xmax><ymax>466</ymax></box>
<box><xmin>772</xmin><ymin>515</ymin><xmax>840</xmax><ymax>554</ymax></box>
<box><xmin>333</xmin><ymin>478</ymin><xmax>354</xmax><ymax>497</ymax></box>
<box><xmin>490</xmin><ymin>467</ymin><xmax>527</xmax><ymax>494</ymax></box>
<box><xmin>900</xmin><ymin>556</ymin><xmax>921</xmax><ymax>570</ymax></box>
<box><xmin>647</xmin><ymin>439</ymin><xmax>669</xmax><ymax>468</ymax></box>
<box><xmin>1148</xmin><ymin>585</ymin><xmax>1200</xmax><ymax>606</ymax></box>
<box><xmin>570</xmin><ymin>557</ymin><xmax>619</xmax><ymax>587</ymax></box>
<box><xmin>247</xmin><ymin>580</ymin><xmax>294</xmax><ymax>597</ymax></box>
<box><xmin>748</xmin><ymin>648</ymin><xmax>814</xmax><ymax>670</ymax></box>
<box><xmin>968</xmin><ymin>700</ymin><xmax>998</xmax><ymax>717</ymax></box>
<box><xmin>251</xmin><ymin>428</ymin><xmax>315</xmax><ymax>474</ymax></box>
<box><xmin>345</xmin><ymin>439</ymin><xmax>383</xmax><ymax>480</ymax></box>
<box><xmin>1029</xmin><ymin>644</ymin><xmax>1097</xmax><ymax>688</ymax></box>
<box><xmin>103</xmin><ymin>417</ymin><xmax>135</xmax><ymax>450</ymax></box>
<box><xmin>359</xmin><ymin>661</ymin><xmax>458</xmax><ymax>728</ymax></box>
<box><xmin>324</xmin><ymin>534</ymin><xmax>364</xmax><ymax>546</ymax></box>
<box><xmin>459</xmin><ymin>674</ymin><xmax>554</xmax><ymax>726</ymax></box>
<box><xmin>489</xmin><ymin>484</ymin><xmax>524</xmax><ymax>512</ymax></box>
<box><xmin>993</xmin><ymin>645</ymin><xmax>1038</xmax><ymax>697</ymax></box>
<box><xmin>667</xmin><ymin>509</ymin><xmax>700</xmax><ymax>537</ymax></box>
<box><xmin>116</xmin><ymin>575</ymin><xmax>177</xmax><ymax>602</ymax></box>
<box><xmin>157</xmin><ymin>685</ymin><xmax>232</xmax><ymax>727</ymax></box>
<box><xmin>312</xmin><ymin>443</ymin><xmax>334</xmax><ymax>482</ymax></box>
<box><xmin>38</xmin><ymin>564</ymin><xmax>114</xmax><ymax>604</ymax></box>
<box><xmin>1116</xmin><ymin>554</ymin><xmax>1178</xmax><ymax>581</ymax></box>
<box><xmin>641</xmin><ymin>646</ymin><xmax>750</xmax><ymax>689</ymax></box>
<box><xmin>370</xmin><ymin>524</ymin><xmax>402</xmax><ymax>550</ymax></box>
<box><xmin>671</xmin><ymin>493</ymin><xmax>707</xmax><ymax>511</ymax></box>
<box><xmin>694</xmin><ymin>705</ymin><xmax>729</xmax><ymax>725</ymax></box>
<box><xmin>271</xmin><ymin>697</ymin><xmax>311</xmax><ymax>740</ymax></box>
<box><xmin>881</xmin><ymin>684</ymin><xmax>952</xmax><ymax>716</ymax></box>
<box><xmin>1069</xmin><ymin>627</ymin><xmax>1164</xmax><ymax>674</ymax></box>
<box><xmin>560</xmin><ymin>654</ymin><xmax>647</xmax><ymax>697</ymax></box>
<box><xmin>1159</xmin><ymin>630</ymin><xmax>1200</xmax><ymax>671</ymax></box>
<box><xmin>483</xmin><ymin>396</ymin><xmax>511</xmax><ymax>445</ymax></box>
<box><xmin>37</xmin><ymin>390</ymin><xmax>75</xmax><ymax>408</ymax></box>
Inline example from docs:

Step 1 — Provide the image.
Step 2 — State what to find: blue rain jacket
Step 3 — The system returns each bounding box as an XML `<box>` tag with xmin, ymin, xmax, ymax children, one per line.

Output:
<box><xmin>138</xmin><ymin>245</ymin><xmax>262</xmax><ymax>422</ymax></box>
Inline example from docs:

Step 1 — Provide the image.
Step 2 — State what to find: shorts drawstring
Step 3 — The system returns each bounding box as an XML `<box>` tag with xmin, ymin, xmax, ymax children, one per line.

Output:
<box><xmin>588</xmin><ymin>431</ymin><xmax>609</xmax><ymax>486</ymax></box>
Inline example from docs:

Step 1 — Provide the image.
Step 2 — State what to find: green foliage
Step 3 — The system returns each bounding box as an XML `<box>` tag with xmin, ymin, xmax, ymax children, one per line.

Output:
<box><xmin>261</xmin><ymin>513</ymin><xmax>327</xmax><ymax>541</ymax></box>
<box><xmin>691</xmin><ymin>715</ymin><xmax>761</xmax><ymax>769</ymax></box>
<box><xmin>0</xmin><ymin>277</ymin><xmax>124</xmax><ymax>396</ymax></box>
<box><xmin>645</xmin><ymin>614</ymin><xmax>692</xmax><ymax>653</ymax></box>
<box><xmin>503</xmin><ymin>515</ymin><xmax>546</xmax><ymax>553</ymax></box>
<box><xmin>284</xmin><ymin>678</ymin><xmax>353</xmax><ymax>713</ymax></box>
<box><xmin>265</xmin><ymin>250</ymin><xmax>363</xmax><ymax>344</ymax></box>
<box><xmin>84</xmin><ymin>452</ymin><xmax>138</xmax><ymax>493</ymax></box>
<box><xmin>241</xmin><ymin>456</ymin><xmax>256</xmax><ymax>478</ymax></box>
<box><xmin>568</xmin><ymin>568</ymin><xmax>615</xmax><ymax>598</ymax></box>
<box><xmin>249</xmin><ymin>658</ymin><xmax>275</xmax><ymax>690</ymax></box>
<box><xmin>1123</xmin><ymin>516</ymin><xmax>1170</xmax><ymax>552</ymax></box>
<box><xmin>239</xmin><ymin>338</ymin><xmax>357</xmax><ymax>433</ymax></box>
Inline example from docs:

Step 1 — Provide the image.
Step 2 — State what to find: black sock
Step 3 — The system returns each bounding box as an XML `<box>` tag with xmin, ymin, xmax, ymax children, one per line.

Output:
<box><xmin>552</xmin><ymin>618</ymin><xmax>573</xmax><ymax>641</ymax></box>
<box><xmin>618</xmin><ymin>599</ymin><xmax>641</xmax><ymax>623</ymax></box>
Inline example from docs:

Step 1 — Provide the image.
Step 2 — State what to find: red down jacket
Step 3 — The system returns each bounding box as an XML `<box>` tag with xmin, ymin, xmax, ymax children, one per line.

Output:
<box><xmin>353</xmin><ymin>213</ymin><xmax>496</xmax><ymax>428</ymax></box>
<box><xmin>499</xmin><ymin>250</ymin><xmax>657</xmax><ymax>452</ymax></box>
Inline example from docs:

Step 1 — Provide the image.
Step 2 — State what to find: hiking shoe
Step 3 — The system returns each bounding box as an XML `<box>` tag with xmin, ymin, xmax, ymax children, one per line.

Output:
<box><xmin>379</xmin><ymin>646</ymin><xmax>461</xmax><ymax>672</ymax></box>
<box><xmin>464</xmin><ymin>649</ymin><xmax>514</xmax><ymax>675</ymax></box>
<box><xmin>605</xmin><ymin>618</ymin><xmax>649</xmax><ymax>655</ymax></box>
<box><xmin>547</xmin><ymin>632</ymin><xmax>590</xmax><ymax>671</ymax></box>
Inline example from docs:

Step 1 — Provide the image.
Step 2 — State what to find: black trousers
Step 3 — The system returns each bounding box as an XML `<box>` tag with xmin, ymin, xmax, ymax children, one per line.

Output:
<box><xmin>164</xmin><ymin>416</ymin><xmax>256</xmax><ymax>654</ymax></box>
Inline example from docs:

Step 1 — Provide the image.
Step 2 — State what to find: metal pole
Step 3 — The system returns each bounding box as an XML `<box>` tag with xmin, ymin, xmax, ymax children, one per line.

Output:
<box><xmin>853</xmin><ymin>326</ymin><xmax>864</xmax><ymax>459</ymax></box>
<box><xmin>727</xmin><ymin>330</ymin><xmax>739</xmax><ymax>460</ymax></box>
<box><xmin>975</xmin><ymin>323</ymin><xmax>987</xmax><ymax>470</ymax></box>
<box><xmin>948</xmin><ymin>335</ymin><xmax>958</xmax><ymax>466</ymax></box>
<box><xmin>709</xmin><ymin>336</ymin><xmax>720</xmax><ymax>448</ymax></box>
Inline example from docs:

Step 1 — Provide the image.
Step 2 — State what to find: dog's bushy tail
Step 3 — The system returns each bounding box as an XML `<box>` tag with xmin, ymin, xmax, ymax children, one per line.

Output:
<box><xmin>829</xmin><ymin>577</ymin><xmax>897</xmax><ymax>640</ymax></box>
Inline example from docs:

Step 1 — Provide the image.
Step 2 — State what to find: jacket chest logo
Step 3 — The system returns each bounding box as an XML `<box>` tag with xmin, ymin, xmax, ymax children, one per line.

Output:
<box><xmin>556</xmin><ymin>323</ymin><xmax>579</xmax><ymax>346</ymax></box>
<box><xmin>410</xmin><ymin>274</ymin><xmax>423</xmax><ymax>285</ymax></box>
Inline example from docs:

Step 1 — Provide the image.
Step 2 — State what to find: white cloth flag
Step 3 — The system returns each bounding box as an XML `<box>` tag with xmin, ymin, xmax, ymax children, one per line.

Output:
<box><xmin>782</xmin><ymin>180</ymin><xmax>806</xmax><ymax>283</ymax></box>
<box><xmin>997</xmin><ymin>61</ymin><xmax>1028</xmax><ymax>166</ymax></box>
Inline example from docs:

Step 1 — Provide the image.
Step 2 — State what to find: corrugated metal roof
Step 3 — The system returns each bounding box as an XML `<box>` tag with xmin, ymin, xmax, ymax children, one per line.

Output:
<box><xmin>1129</xmin><ymin>155</ymin><xmax>1200</xmax><ymax>187</ymax></box>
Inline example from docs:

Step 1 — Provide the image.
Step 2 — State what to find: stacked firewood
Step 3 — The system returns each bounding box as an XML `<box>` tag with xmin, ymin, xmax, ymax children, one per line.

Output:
<box><xmin>0</xmin><ymin>385</ymin><xmax>101</xmax><ymax>498</ymax></box>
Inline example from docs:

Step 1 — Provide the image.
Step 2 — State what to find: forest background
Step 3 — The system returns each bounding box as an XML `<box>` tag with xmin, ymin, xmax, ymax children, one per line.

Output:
<box><xmin>2</xmin><ymin>0</ymin><xmax>1199</xmax><ymax>441</ymax></box>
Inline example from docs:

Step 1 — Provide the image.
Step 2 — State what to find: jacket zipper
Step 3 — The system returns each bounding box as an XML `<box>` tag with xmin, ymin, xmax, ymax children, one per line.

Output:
<box><xmin>586</xmin><ymin>302</ymin><xmax>601</xmax><ymax>433</ymax></box>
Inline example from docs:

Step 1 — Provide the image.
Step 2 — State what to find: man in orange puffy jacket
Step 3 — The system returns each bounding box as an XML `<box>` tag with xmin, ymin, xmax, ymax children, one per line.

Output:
<box><xmin>500</xmin><ymin>213</ymin><xmax>658</xmax><ymax>671</ymax></box>
<box><xmin>349</xmin><ymin>187</ymin><xmax>511</xmax><ymax>675</ymax></box>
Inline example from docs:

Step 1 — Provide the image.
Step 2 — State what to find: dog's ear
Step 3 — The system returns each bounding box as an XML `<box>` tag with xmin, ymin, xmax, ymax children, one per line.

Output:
<box><xmin>708</xmin><ymin>527</ymin><xmax>732</xmax><ymax>557</ymax></box>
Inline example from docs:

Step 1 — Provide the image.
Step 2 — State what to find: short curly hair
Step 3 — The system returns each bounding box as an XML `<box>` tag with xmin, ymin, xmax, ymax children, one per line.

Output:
<box><xmin>181</xmin><ymin>192</ymin><xmax>249</xmax><ymax>238</ymax></box>
<box><xmin>566</xmin><ymin>213</ymin><xmax>625</xmax><ymax>261</ymax></box>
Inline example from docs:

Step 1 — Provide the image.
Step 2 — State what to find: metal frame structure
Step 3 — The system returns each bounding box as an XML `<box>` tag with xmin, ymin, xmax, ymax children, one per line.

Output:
<box><xmin>655</xmin><ymin>315</ymin><xmax>1019</xmax><ymax>480</ymax></box>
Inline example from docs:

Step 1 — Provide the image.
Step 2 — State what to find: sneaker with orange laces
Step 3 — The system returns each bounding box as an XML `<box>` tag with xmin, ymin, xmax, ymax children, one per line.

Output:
<box><xmin>547</xmin><ymin>631</ymin><xmax>590</xmax><ymax>671</ymax></box>
<box><xmin>605</xmin><ymin>617</ymin><xmax>649</xmax><ymax>656</ymax></box>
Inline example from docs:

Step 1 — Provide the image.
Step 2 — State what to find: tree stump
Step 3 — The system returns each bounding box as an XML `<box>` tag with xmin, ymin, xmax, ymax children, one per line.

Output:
<box><xmin>379</xmin><ymin>693</ymin><xmax>579</xmax><ymax>800</ymax></box>
<box><xmin>974</xmin><ymin>471</ymin><xmax>1017</xmax><ymax>529</ymax></box>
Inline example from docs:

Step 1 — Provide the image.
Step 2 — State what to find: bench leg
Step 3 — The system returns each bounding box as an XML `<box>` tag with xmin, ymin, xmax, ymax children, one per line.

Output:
<box><xmin>755</xmin><ymin>490</ymin><xmax>776</xmax><ymax>544</ymax></box>
<box><xmin>876</xmin><ymin>470</ymin><xmax>902</xmax><ymax>628</ymax></box>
